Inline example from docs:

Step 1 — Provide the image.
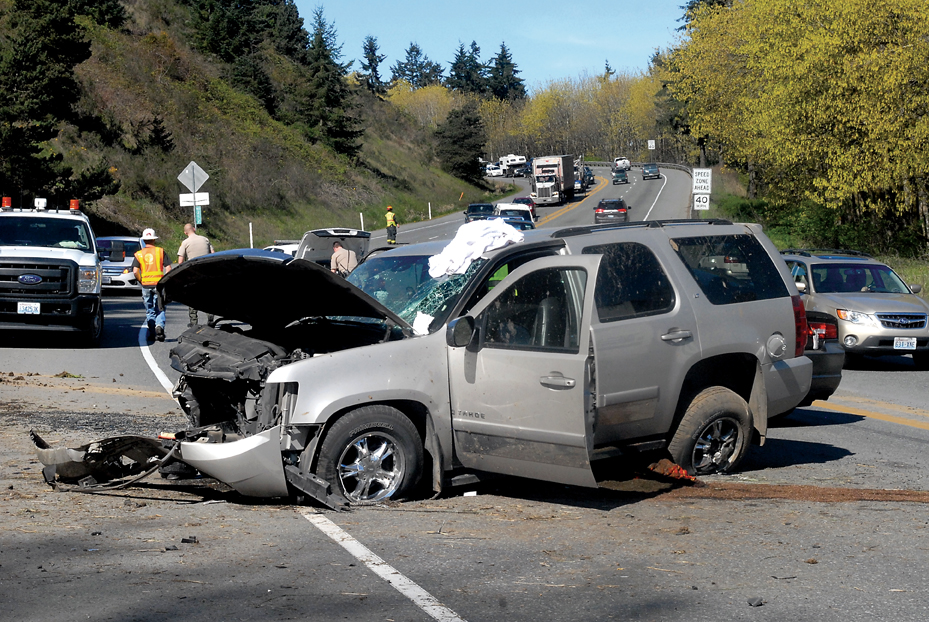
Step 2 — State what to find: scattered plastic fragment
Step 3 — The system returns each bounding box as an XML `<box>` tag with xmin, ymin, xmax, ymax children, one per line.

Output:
<box><xmin>747</xmin><ymin>597</ymin><xmax>764</xmax><ymax>607</ymax></box>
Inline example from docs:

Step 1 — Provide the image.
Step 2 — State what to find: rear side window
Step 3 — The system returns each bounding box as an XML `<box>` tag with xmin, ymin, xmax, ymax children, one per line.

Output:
<box><xmin>583</xmin><ymin>242</ymin><xmax>675</xmax><ymax>322</ymax></box>
<box><xmin>671</xmin><ymin>234</ymin><xmax>788</xmax><ymax>305</ymax></box>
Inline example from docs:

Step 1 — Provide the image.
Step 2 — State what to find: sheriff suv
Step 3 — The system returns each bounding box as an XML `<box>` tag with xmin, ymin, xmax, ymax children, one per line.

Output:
<box><xmin>0</xmin><ymin>201</ymin><xmax>103</xmax><ymax>345</ymax></box>
<box><xmin>155</xmin><ymin>219</ymin><xmax>812</xmax><ymax>507</ymax></box>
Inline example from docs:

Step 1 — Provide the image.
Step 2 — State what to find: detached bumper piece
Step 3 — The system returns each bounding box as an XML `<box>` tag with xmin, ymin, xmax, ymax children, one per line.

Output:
<box><xmin>31</xmin><ymin>430</ymin><xmax>175</xmax><ymax>491</ymax></box>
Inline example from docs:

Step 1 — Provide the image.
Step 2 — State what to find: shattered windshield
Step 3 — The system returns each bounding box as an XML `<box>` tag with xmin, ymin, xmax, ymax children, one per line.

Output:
<box><xmin>0</xmin><ymin>216</ymin><xmax>93</xmax><ymax>251</ymax></box>
<box><xmin>347</xmin><ymin>253</ymin><xmax>485</xmax><ymax>329</ymax></box>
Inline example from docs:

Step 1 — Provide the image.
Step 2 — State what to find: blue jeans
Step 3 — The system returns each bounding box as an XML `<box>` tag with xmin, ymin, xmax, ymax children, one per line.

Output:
<box><xmin>141</xmin><ymin>286</ymin><xmax>165</xmax><ymax>332</ymax></box>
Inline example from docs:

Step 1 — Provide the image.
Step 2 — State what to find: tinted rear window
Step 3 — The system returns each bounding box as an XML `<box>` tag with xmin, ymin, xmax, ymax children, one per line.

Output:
<box><xmin>583</xmin><ymin>242</ymin><xmax>675</xmax><ymax>322</ymax></box>
<box><xmin>671</xmin><ymin>234</ymin><xmax>788</xmax><ymax>305</ymax></box>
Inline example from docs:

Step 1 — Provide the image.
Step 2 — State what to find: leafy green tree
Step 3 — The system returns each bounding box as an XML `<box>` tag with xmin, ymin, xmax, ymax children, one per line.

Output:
<box><xmin>446</xmin><ymin>41</ymin><xmax>486</xmax><ymax>95</ymax></box>
<box><xmin>390</xmin><ymin>43</ymin><xmax>444</xmax><ymax>89</ymax></box>
<box><xmin>359</xmin><ymin>35</ymin><xmax>387</xmax><ymax>94</ymax></box>
<box><xmin>301</xmin><ymin>7</ymin><xmax>363</xmax><ymax>157</ymax></box>
<box><xmin>487</xmin><ymin>43</ymin><xmax>525</xmax><ymax>101</ymax></box>
<box><xmin>435</xmin><ymin>100</ymin><xmax>486</xmax><ymax>184</ymax></box>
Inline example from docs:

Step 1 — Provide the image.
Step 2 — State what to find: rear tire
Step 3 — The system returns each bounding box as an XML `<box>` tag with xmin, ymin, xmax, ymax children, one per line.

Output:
<box><xmin>317</xmin><ymin>406</ymin><xmax>423</xmax><ymax>505</ymax></box>
<box><xmin>668</xmin><ymin>387</ymin><xmax>751</xmax><ymax>475</ymax></box>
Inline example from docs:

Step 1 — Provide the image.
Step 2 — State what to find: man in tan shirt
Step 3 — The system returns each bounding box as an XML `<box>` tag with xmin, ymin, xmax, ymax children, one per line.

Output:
<box><xmin>330</xmin><ymin>241</ymin><xmax>357</xmax><ymax>277</ymax></box>
<box><xmin>177</xmin><ymin>223</ymin><xmax>214</xmax><ymax>327</ymax></box>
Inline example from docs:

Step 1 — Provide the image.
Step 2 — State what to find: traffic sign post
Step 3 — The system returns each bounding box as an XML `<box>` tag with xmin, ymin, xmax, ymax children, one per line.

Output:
<box><xmin>178</xmin><ymin>161</ymin><xmax>209</xmax><ymax>226</ymax></box>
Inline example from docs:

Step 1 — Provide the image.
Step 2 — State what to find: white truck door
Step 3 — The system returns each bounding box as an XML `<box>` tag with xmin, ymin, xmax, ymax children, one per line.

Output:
<box><xmin>447</xmin><ymin>254</ymin><xmax>601</xmax><ymax>487</ymax></box>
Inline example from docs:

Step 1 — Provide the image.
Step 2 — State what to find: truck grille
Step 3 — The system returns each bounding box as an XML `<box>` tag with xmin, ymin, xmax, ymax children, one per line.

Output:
<box><xmin>876</xmin><ymin>312</ymin><xmax>927</xmax><ymax>329</ymax></box>
<box><xmin>0</xmin><ymin>260</ymin><xmax>74</xmax><ymax>297</ymax></box>
<box><xmin>538</xmin><ymin>187</ymin><xmax>552</xmax><ymax>198</ymax></box>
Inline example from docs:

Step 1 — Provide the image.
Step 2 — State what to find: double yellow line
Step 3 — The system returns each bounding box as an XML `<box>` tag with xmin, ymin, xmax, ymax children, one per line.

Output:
<box><xmin>537</xmin><ymin>175</ymin><xmax>612</xmax><ymax>226</ymax></box>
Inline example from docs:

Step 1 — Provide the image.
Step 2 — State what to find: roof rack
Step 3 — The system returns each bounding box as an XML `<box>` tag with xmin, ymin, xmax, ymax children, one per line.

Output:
<box><xmin>553</xmin><ymin>219</ymin><xmax>734</xmax><ymax>239</ymax></box>
<box><xmin>780</xmin><ymin>248</ymin><xmax>872</xmax><ymax>258</ymax></box>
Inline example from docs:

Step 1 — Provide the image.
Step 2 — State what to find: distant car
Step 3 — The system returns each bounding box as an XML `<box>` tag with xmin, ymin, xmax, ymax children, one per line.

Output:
<box><xmin>493</xmin><ymin>203</ymin><xmax>534</xmax><ymax>222</ymax></box>
<box><xmin>464</xmin><ymin>203</ymin><xmax>495</xmax><ymax>223</ymax></box>
<box><xmin>782</xmin><ymin>249</ymin><xmax>929</xmax><ymax>368</ymax></box>
<box><xmin>612</xmin><ymin>170</ymin><xmax>628</xmax><ymax>185</ymax></box>
<box><xmin>613</xmin><ymin>156</ymin><xmax>631</xmax><ymax>171</ymax></box>
<box><xmin>642</xmin><ymin>163</ymin><xmax>661</xmax><ymax>180</ymax></box>
<box><xmin>584</xmin><ymin>166</ymin><xmax>595</xmax><ymax>186</ymax></box>
<box><xmin>594</xmin><ymin>198</ymin><xmax>630</xmax><ymax>224</ymax></box>
<box><xmin>263</xmin><ymin>243</ymin><xmax>299</xmax><ymax>257</ymax></box>
<box><xmin>574</xmin><ymin>178</ymin><xmax>586</xmax><ymax>195</ymax></box>
<box><xmin>97</xmin><ymin>236</ymin><xmax>144</xmax><ymax>291</ymax></box>
<box><xmin>511</xmin><ymin>196</ymin><xmax>537</xmax><ymax>219</ymax></box>
<box><xmin>485</xmin><ymin>164</ymin><xmax>503</xmax><ymax>177</ymax></box>
<box><xmin>487</xmin><ymin>216</ymin><xmax>536</xmax><ymax>231</ymax></box>
<box><xmin>512</xmin><ymin>165</ymin><xmax>530</xmax><ymax>178</ymax></box>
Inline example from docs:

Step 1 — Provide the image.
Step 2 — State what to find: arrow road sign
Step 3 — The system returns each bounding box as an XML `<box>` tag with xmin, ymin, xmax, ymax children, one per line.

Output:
<box><xmin>177</xmin><ymin>161</ymin><xmax>209</xmax><ymax>192</ymax></box>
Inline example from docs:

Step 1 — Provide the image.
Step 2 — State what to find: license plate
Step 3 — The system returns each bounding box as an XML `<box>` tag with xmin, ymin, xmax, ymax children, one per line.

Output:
<box><xmin>894</xmin><ymin>337</ymin><xmax>917</xmax><ymax>350</ymax></box>
<box><xmin>17</xmin><ymin>302</ymin><xmax>40</xmax><ymax>315</ymax></box>
<box><xmin>102</xmin><ymin>276</ymin><xmax>112</xmax><ymax>284</ymax></box>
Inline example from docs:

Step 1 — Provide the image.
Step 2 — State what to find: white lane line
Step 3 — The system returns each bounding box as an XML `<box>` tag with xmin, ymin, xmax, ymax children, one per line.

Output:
<box><xmin>302</xmin><ymin>510</ymin><xmax>467</xmax><ymax>622</ymax></box>
<box><xmin>642</xmin><ymin>174</ymin><xmax>670</xmax><ymax>221</ymax></box>
<box><xmin>138</xmin><ymin>324</ymin><xmax>175</xmax><ymax>397</ymax></box>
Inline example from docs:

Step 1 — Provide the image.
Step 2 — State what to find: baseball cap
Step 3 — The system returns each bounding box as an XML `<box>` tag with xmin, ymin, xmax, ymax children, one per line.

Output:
<box><xmin>141</xmin><ymin>228</ymin><xmax>158</xmax><ymax>240</ymax></box>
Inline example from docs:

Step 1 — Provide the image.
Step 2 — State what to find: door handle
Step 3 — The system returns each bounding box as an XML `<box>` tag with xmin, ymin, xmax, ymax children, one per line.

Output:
<box><xmin>540</xmin><ymin>375</ymin><xmax>576</xmax><ymax>389</ymax></box>
<box><xmin>661</xmin><ymin>330</ymin><xmax>693</xmax><ymax>342</ymax></box>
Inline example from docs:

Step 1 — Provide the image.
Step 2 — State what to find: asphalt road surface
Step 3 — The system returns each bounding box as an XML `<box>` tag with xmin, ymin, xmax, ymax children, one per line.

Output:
<box><xmin>3</xmin><ymin>167</ymin><xmax>929</xmax><ymax>621</ymax></box>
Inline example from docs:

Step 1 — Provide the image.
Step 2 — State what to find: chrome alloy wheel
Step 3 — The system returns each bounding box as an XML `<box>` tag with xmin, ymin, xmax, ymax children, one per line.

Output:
<box><xmin>337</xmin><ymin>432</ymin><xmax>406</xmax><ymax>503</ymax></box>
<box><xmin>692</xmin><ymin>417</ymin><xmax>743</xmax><ymax>473</ymax></box>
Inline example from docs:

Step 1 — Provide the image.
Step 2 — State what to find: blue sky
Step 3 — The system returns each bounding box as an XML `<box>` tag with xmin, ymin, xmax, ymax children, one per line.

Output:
<box><xmin>294</xmin><ymin>1</ymin><xmax>686</xmax><ymax>91</ymax></box>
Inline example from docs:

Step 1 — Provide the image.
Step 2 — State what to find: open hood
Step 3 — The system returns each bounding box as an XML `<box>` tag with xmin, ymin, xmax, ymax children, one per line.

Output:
<box><xmin>159</xmin><ymin>249</ymin><xmax>410</xmax><ymax>330</ymax></box>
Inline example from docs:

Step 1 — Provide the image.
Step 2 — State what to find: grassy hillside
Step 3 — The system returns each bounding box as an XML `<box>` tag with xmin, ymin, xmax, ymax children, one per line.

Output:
<box><xmin>44</xmin><ymin>1</ymin><xmax>508</xmax><ymax>253</ymax></box>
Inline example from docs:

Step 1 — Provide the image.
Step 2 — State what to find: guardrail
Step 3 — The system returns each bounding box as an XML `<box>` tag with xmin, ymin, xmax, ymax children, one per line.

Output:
<box><xmin>584</xmin><ymin>161</ymin><xmax>694</xmax><ymax>176</ymax></box>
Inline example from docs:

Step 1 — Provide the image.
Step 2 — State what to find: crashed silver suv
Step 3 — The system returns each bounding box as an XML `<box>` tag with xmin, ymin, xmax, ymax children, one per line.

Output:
<box><xmin>782</xmin><ymin>249</ymin><xmax>929</xmax><ymax>368</ymax></box>
<box><xmin>125</xmin><ymin>219</ymin><xmax>813</xmax><ymax>507</ymax></box>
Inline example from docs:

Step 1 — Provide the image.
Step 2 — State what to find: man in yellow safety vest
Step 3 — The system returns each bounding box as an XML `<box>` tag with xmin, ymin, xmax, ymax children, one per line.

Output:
<box><xmin>132</xmin><ymin>228</ymin><xmax>171</xmax><ymax>341</ymax></box>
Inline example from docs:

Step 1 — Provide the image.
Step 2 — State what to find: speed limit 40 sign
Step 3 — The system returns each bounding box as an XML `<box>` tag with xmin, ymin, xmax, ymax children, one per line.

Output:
<box><xmin>694</xmin><ymin>194</ymin><xmax>710</xmax><ymax>211</ymax></box>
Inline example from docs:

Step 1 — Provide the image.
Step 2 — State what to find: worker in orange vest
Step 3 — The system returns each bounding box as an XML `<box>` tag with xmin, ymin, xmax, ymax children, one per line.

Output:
<box><xmin>132</xmin><ymin>228</ymin><xmax>172</xmax><ymax>341</ymax></box>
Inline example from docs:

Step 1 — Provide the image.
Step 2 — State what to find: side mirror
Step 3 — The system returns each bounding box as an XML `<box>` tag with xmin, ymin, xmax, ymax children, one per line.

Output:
<box><xmin>795</xmin><ymin>281</ymin><xmax>807</xmax><ymax>293</ymax></box>
<box><xmin>626</xmin><ymin>205</ymin><xmax>632</xmax><ymax>212</ymax></box>
<box><xmin>911</xmin><ymin>284</ymin><xmax>922</xmax><ymax>294</ymax></box>
<box><xmin>446</xmin><ymin>316</ymin><xmax>476</xmax><ymax>348</ymax></box>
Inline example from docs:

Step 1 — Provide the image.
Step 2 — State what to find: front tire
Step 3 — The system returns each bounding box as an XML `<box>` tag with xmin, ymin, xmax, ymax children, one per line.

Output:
<box><xmin>80</xmin><ymin>303</ymin><xmax>104</xmax><ymax>348</ymax></box>
<box><xmin>668</xmin><ymin>387</ymin><xmax>751</xmax><ymax>475</ymax></box>
<box><xmin>317</xmin><ymin>406</ymin><xmax>423</xmax><ymax>505</ymax></box>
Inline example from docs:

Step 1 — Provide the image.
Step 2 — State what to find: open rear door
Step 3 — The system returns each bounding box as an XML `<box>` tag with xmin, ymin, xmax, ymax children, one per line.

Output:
<box><xmin>447</xmin><ymin>254</ymin><xmax>601</xmax><ymax>487</ymax></box>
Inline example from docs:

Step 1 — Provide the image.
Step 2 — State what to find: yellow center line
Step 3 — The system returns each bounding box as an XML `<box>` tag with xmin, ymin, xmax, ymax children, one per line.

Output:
<box><xmin>538</xmin><ymin>175</ymin><xmax>612</xmax><ymax>226</ymax></box>
<box><xmin>811</xmin><ymin>400</ymin><xmax>929</xmax><ymax>432</ymax></box>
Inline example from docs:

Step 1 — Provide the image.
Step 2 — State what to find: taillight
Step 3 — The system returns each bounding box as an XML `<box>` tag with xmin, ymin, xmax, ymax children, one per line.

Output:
<box><xmin>792</xmin><ymin>295</ymin><xmax>807</xmax><ymax>357</ymax></box>
<box><xmin>809</xmin><ymin>321</ymin><xmax>837</xmax><ymax>340</ymax></box>
<box><xmin>724</xmin><ymin>255</ymin><xmax>742</xmax><ymax>263</ymax></box>
<box><xmin>595</xmin><ymin>208</ymin><xmax>605</xmax><ymax>213</ymax></box>
<box><xmin>618</xmin><ymin>208</ymin><xmax>626</xmax><ymax>213</ymax></box>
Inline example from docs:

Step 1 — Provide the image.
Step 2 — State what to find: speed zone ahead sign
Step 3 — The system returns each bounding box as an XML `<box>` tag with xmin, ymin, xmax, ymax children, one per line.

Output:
<box><xmin>692</xmin><ymin>168</ymin><xmax>712</xmax><ymax>194</ymax></box>
<box><xmin>694</xmin><ymin>194</ymin><xmax>710</xmax><ymax>211</ymax></box>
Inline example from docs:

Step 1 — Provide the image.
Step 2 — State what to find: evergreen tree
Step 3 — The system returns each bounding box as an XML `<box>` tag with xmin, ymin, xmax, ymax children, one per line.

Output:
<box><xmin>487</xmin><ymin>43</ymin><xmax>525</xmax><ymax>101</ymax></box>
<box><xmin>271</xmin><ymin>0</ymin><xmax>310</xmax><ymax>64</ymax></box>
<box><xmin>435</xmin><ymin>100</ymin><xmax>486</xmax><ymax>184</ymax></box>
<box><xmin>301</xmin><ymin>8</ymin><xmax>363</xmax><ymax>157</ymax></box>
<box><xmin>193</xmin><ymin>0</ymin><xmax>263</xmax><ymax>63</ymax></box>
<box><xmin>390</xmin><ymin>43</ymin><xmax>444</xmax><ymax>89</ymax></box>
<box><xmin>69</xmin><ymin>0</ymin><xmax>127</xmax><ymax>29</ymax></box>
<box><xmin>148</xmin><ymin>116</ymin><xmax>176</xmax><ymax>153</ymax></box>
<box><xmin>446</xmin><ymin>41</ymin><xmax>486</xmax><ymax>95</ymax></box>
<box><xmin>359</xmin><ymin>35</ymin><xmax>387</xmax><ymax>94</ymax></box>
<box><xmin>0</xmin><ymin>0</ymin><xmax>93</xmax><ymax>196</ymax></box>
<box><xmin>231</xmin><ymin>54</ymin><xmax>277</xmax><ymax>114</ymax></box>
